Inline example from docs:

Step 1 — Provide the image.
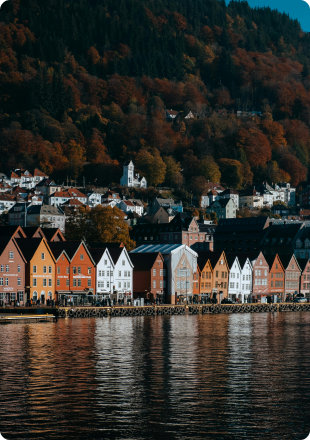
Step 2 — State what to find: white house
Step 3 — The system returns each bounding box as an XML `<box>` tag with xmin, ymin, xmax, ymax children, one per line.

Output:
<box><xmin>0</xmin><ymin>194</ymin><xmax>16</xmax><ymax>214</ymax></box>
<box><xmin>101</xmin><ymin>190</ymin><xmax>121</xmax><ymax>208</ymax></box>
<box><xmin>120</xmin><ymin>160</ymin><xmax>147</xmax><ymax>188</ymax></box>
<box><xmin>227</xmin><ymin>255</ymin><xmax>252</xmax><ymax>303</ymax></box>
<box><xmin>87</xmin><ymin>191</ymin><xmax>102</xmax><ymax>208</ymax></box>
<box><xmin>89</xmin><ymin>246</ymin><xmax>134</xmax><ymax>304</ymax></box>
<box><xmin>218</xmin><ymin>189</ymin><xmax>239</xmax><ymax>209</ymax></box>
<box><xmin>276</xmin><ymin>182</ymin><xmax>296</xmax><ymax>206</ymax></box>
<box><xmin>26</xmin><ymin>205</ymin><xmax>66</xmax><ymax>232</ymax></box>
<box><xmin>119</xmin><ymin>200</ymin><xmax>136</xmax><ymax>214</ymax></box>
<box><xmin>49</xmin><ymin>188</ymin><xmax>87</xmax><ymax>206</ymax></box>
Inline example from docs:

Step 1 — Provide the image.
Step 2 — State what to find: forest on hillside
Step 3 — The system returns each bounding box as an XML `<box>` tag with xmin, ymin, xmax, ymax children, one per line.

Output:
<box><xmin>1</xmin><ymin>0</ymin><xmax>310</xmax><ymax>197</ymax></box>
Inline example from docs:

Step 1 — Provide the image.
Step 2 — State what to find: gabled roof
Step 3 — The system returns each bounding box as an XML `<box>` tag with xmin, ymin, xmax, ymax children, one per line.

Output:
<box><xmin>0</xmin><ymin>194</ymin><xmax>15</xmax><ymax>201</ymax></box>
<box><xmin>0</xmin><ymin>236</ymin><xmax>27</xmax><ymax>263</ymax></box>
<box><xmin>0</xmin><ymin>226</ymin><xmax>26</xmax><ymax>239</ymax></box>
<box><xmin>197</xmin><ymin>256</ymin><xmax>212</xmax><ymax>272</ymax></box>
<box><xmin>278</xmin><ymin>254</ymin><xmax>301</xmax><ymax>271</ymax></box>
<box><xmin>27</xmin><ymin>205</ymin><xmax>65</xmax><ymax>216</ymax></box>
<box><xmin>129</xmin><ymin>252</ymin><xmax>163</xmax><ymax>271</ymax></box>
<box><xmin>88</xmin><ymin>248</ymin><xmax>109</xmax><ymax>265</ymax></box>
<box><xmin>41</xmin><ymin>228</ymin><xmax>65</xmax><ymax>242</ymax></box>
<box><xmin>16</xmin><ymin>238</ymin><xmax>55</xmax><ymax>263</ymax></box>
<box><xmin>33</xmin><ymin>168</ymin><xmax>48</xmax><ymax>177</ymax></box>
<box><xmin>296</xmin><ymin>258</ymin><xmax>310</xmax><ymax>272</ymax></box>
<box><xmin>108</xmin><ymin>248</ymin><xmax>124</xmax><ymax>264</ymax></box>
<box><xmin>264</xmin><ymin>254</ymin><xmax>284</xmax><ymax>271</ymax></box>
<box><xmin>166</xmin><ymin>109</ymin><xmax>179</xmax><ymax>116</ymax></box>
<box><xmin>52</xmin><ymin>188</ymin><xmax>87</xmax><ymax>198</ymax></box>
<box><xmin>122</xmin><ymin>200</ymin><xmax>135</xmax><ymax>206</ymax></box>
<box><xmin>36</xmin><ymin>178</ymin><xmax>58</xmax><ymax>188</ymax></box>
<box><xmin>225</xmin><ymin>254</ymin><xmax>241</xmax><ymax>271</ymax></box>
<box><xmin>49</xmin><ymin>241</ymin><xmax>95</xmax><ymax>264</ymax></box>
<box><xmin>196</xmin><ymin>250</ymin><xmax>227</xmax><ymax>270</ymax></box>
<box><xmin>22</xmin><ymin>226</ymin><xmax>46</xmax><ymax>239</ymax></box>
<box><xmin>209</xmin><ymin>198</ymin><xmax>232</xmax><ymax>208</ymax></box>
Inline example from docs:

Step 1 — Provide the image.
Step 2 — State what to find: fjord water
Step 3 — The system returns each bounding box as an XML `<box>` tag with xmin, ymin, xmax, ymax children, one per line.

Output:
<box><xmin>0</xmin><ymin>314</ymin><xmax>310</xmax><ymax>440</ymax></box>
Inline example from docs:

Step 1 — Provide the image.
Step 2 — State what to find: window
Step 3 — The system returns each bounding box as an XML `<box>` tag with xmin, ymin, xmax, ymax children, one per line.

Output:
<box><xmin>230</xmin><ymin>282</ymin><xmax>234</xmax><ymax>288</ymax></box>
<box><xmin>43</xmin><ymin>279</ymin><xmax>47</xmax><ymax>287</ymax></box>
<box><xmin>57</xmin><ymin>279</ymin><xmax>60</xmax><ymax>286</ymax></box>
<box><xmin>41</xmin><ymin>253</ymin><xmax>45</xmax><ymax>260</ymax></box>
<box><xmin>17</xmin><ymin>278</ymin><xmax>21</xmax><ymax>286</ymax></box>
<box><xmin>78</xmin><ymin>267</ymin><xmax>81</xmax><ymax>274</ymax></box>
<box><xmin>73</xmin><ymin>267</ymin><xmax>77</xmax><ymax>274</ymax></box>
<box><xmin>153</xmin><ymin>280</ymin><xmax>156</xmax><ymax>288</ymax></box>
<box><xmin>119</xmin><ymin>271</ymin><xmax>121</xmax><ymax>276</ymax></box>
<box><xmin>88</xmin><ymin>280</ymin><xmax>91</xmax><ymax>287</ymax></box>
<box><xmin>18</xmin><ymin>265</ymin><xmax>21</xmax><ymax>273</ymax></box>
<box><xmin>104</xmin><ymin>260</ymin><xmax>107</xmax><ymax>265</ymax></box>
<box><xmin>48</xmin><ymin>279</ymin><xmax>52</xmax><ymax>287</ymax></box>
<box><xmin>88</xmin><ymin>268</ymin><xmax>91</xmax><ymax>275</ymax></box>
<box><xmin>122</xmin><ymin>260</ymin><xmax>125</xmax><ymax>266</ymax></box>
<box><xmin>260</xmin><ymin>259</ymin><xmax>262</xmax><ymax>265</ymax></box>
<box><xmin>66</xmin><ymin>267</ymin><xmax>69</xmax><ymax>274</ymax></box>
<box><xmin>0</xmin><ymin>265</ymin><xmax>3</xmax><ymax>272</ymax></box>
<box><xmin>177</xmin><ymin>281</ymin><xmax>180</xmax><ymax>289</ymax></box>
<box><xmin>9</xmin><ymin>251</ymin><xmax>14</xmax><ymax>259</ymax></box>
<box><xmin>80</xmin><ymin>254</ymin><xmax>84</xmax><ymax>260</ymax></box>
<box><xmin>18</xmin><ymin>292</ymin><xmax>23</xmax><ymax>302</ymax></box>
<box><xmin>5</xmin><ymin>265</ymin><xmax>9</xmax><ymax>273</ymax></box>
<box><xmin>216</xmin><ymin>271</ymin><xmax>219</xmax><ymax>277</ymax></box>
<box><xmin>73</xmin><ymin>280</ymin><xmax>77</xmax><ymax>287</ymax></box>
<box><xmin>0</xmin><ymin>278</ymin><xmax>3</xmax><ymax>286</ymax></box>
<box><xmin>43</xmin><ymin>266</ymin><xmax>47</xmax><ymax>274</ymax></box>
<box><xmin>78</xmin><ymin>279</ymin><xmax>81</xmax><ymax>287</ymax></box>
<box><xmin>33</xmin><ymin>278</ymin><xmax>37</xmax><ymax>287</ymax></box>
<box><xmin>118</xmin><ymin>282</ymin><xmax>121</xmax><ymax>288</ymax></box>
<box><xmin>49</xmin><ymin>266</ymin><xmax>52</xmax><ymax>274</ymax></box>
<box><xmin>66</xmin><ymin>279</ymin><xmax>69</xmax><ymax>286</ymax></box>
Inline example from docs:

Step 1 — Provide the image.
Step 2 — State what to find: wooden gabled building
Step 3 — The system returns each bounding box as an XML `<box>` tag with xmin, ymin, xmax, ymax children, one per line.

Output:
<box><xmin>265</xmin><ymin>254</ymin><xmax>285</xmax><ymax>301</ymax></box>
<box><xmin>197</xmin><ymin>251</ymin><xmax>229</xmax><ymax>303</ymax></box>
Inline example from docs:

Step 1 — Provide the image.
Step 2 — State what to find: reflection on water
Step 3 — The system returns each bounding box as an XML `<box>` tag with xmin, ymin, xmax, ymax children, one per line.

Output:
<box><xmin>0</xmin><ymin>313</ymin><xmax>310</xmax><ymax>439</ymax></box>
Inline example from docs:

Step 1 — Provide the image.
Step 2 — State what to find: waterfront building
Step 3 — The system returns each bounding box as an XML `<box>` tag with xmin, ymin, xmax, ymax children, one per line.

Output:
<box><xmin>35</xmin><ymin>179</ymin><xmax>62</xmax><ymax>204</ymax></box>
<box><xmin>108</xmin><ymin>247</ymin><xmax>134</xmax><ymax>303</ymax></box>
<box><xmin>297</xmin><ymin>259</ymin><xmax>310</xmax><ymax>299</ymax></box>
<box><xmin>214</xmin><ymin>217</ymin><xmax>269</xmax><ymax>253</ymax></box>
<box><xmin>250</xmin><ymin>252</ymin><xmax>269</xmax><ymax>302</ymax></box>
<box><xmin>279</xmin><ymin>254</ymin><xmax>301</xmax><ymax>299</ymax></box>
<box><xmin>16</xmin><ymin>238</ymin><xmax>56</xmax><ymax>304</ymax></box>
<box><xmin>0</xmin><ymin>236</ymin><xmax>26</xmax><ymax>306</ymax></box>
<box><xmin>49</xmin><ymin>241</ymin><xmax>95</xmax><ymax>304</ymax></box>
<box><xmin>265</xmin><ymin>254</ymin><xmax>285</xmax><ymax>301</ymax></box>
<box><xmin>129</xmin><ymin>252</ymin><xmax>166</xmax><ymax>302</ymax></box>
<box><xmin>131</xmin><ymin>244</ymin><xmax>197</xmax><ymax>304</ymax></box>
<box><xmin>227</xmin><ymin>255</ymin><xmax>242</xmax><ymax>303</ymax></box>
<box><xmin>197</xmin><ymin>251</ymin><xmax>229</xmax><ymax>303</ymax></box>
<box><xmin>196</xmin><ymin>256</ymin><xmax>213</xmax><ymax>302</ymax></box>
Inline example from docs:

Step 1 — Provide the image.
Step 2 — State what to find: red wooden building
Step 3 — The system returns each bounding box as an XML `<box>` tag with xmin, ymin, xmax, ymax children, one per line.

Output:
<box><xmin>0</xmin><ymin>236</ymin><xmax>26</xmax><ymax>305</ymax></box>
<box><xmin>49</xmin><ymin>241</ymin><xmax>95</xmax><ymax>303</ymax></box>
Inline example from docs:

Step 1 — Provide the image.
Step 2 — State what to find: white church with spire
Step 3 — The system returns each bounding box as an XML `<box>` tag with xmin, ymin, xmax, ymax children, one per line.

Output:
<box><xmin>120</xmin><ymin>160</ymin><xmax>147</xmax><ymax>188</ymax></box>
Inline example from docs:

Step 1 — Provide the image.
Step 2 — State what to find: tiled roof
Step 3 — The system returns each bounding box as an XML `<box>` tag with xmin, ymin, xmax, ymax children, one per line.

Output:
<box><xmin>0</xmin><ymin>194</ymin><xmax>15</xmax><ymax>201</ymax></box>
<box><xmin>53</xmin><ymin>188</ymin><xmax>86</xmax><ymax>198</ymax></box>
<box><xmin>131</xmin><ymin>244</ymin><xmax>198</xmax><ymax>256</ymax></box>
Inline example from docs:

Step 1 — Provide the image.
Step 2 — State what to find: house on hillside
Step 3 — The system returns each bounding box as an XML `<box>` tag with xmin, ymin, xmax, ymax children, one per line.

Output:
<box><xmin>206</xmin><ymin>198</ymin><xmax>236</xmax><ymax>219</ymax></box>
<box><xmin>165</xmin><ymin>109</ymin><xmax>179</xmax><ymax>120</ymax></box>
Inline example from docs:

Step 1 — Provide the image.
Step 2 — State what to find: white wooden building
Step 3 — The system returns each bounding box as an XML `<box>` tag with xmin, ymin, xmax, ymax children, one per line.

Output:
<box><xmin>89</xmin><ymin>246</ymin><xmax>134</xmax><ymax>303</ymax></box>
<box><xmin>227</xmin><ymin>255</ymin><xmax>253</xmax><ymax>303</ymax></box>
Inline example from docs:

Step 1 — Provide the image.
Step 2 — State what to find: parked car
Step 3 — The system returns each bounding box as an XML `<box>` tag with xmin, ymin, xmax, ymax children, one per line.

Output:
<box><xmin>293</xmin><ymin>297</ymin><xmax>307</xmax><ymax>303</ymax></box>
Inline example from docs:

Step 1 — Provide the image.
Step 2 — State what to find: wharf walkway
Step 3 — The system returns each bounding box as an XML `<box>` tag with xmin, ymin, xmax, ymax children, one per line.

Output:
<box><xmin>0</xmin><ymin>312</ymin><xmax>55</xmax><ymax>324</ymax></box>
<box><xmin>57</xmin><ymin>302</ymin><xmax>310</xmax><ymax>318</ymax></box>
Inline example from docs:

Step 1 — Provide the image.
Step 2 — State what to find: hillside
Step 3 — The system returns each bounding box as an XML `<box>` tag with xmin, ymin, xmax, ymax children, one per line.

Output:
<box><xmin>1</xmin><ymin>0</ymin><xmax>310</xmax><ymax>195</ymax></box>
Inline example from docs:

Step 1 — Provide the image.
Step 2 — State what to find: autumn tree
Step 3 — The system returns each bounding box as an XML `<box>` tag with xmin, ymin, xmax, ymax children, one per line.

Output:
<box><xmin>218</xmin><ymin>158</ymin><xmax>243</xmax><ymax>188</ymax></box>
<box><xmin>199</xmin><ymin>157</ymin><xmax>221</xmax><ymax>183</ymax></box>
<box><xmin>65</xmin><ymin>205</ymin><xmax>135</xmax><ymax>250</ymax></box>
<box><xmin>236</xmin><ymin>127</ymin><xmax>271</xmax><ymax>168</ymax></box>
<box><xmin>135</xmin><ymin>148</ymin><xmax>166</xmax><ymax>186</ymax></box>
<box><xmin>164</xmin><ymin>156</ymin><xmax>183</xmax><ymax>188</ymax></box>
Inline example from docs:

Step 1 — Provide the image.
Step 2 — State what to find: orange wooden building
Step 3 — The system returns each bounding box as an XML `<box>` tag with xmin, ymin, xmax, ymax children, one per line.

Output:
<box><xmin>16</xmin><ymin>238</ymin><xmax>56</xmax><ymax>304</ymax></box>
<box><xmin>49</xmin><ymin>241</ymin><xmax>96</xmax><ymax>303</ymax></box>
<box><xmin>197</xmin><ymin>251</ymin><xmax>229</xmax><ymax>303</ymax></box>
